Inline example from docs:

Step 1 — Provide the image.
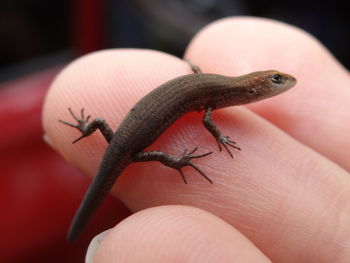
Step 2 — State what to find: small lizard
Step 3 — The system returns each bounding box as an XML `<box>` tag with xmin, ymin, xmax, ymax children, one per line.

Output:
<box><xmin>59</xmin><ymin>61</ymin><xmax>296</xmax><ymax>242</ymax></box>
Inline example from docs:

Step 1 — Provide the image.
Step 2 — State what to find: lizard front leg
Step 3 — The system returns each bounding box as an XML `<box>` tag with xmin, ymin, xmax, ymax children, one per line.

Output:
<box><xmin>185</xmin><ymin>59</ymin><xmax>203</xmax><ymax>74</ymax></box>
<box><xmin>203</xmin><ymin>107</ymin><xmax>241</xmax><ymax>158</ymax></box>
<box><xmin>59</xmin><ymin>108</ymin><xmax>114</xmax><ymax>143</ymax></box>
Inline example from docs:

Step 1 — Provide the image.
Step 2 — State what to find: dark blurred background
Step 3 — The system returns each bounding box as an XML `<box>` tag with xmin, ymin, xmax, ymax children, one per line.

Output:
<box><xmin>0</xmin><ymin>0</ymin><xmax>349</xmax><ymax>82</ymax></box>
<box><xmin>0</xmin><ymin>1</ymin><xmax>348</xmax><ymax>263</ymax></box>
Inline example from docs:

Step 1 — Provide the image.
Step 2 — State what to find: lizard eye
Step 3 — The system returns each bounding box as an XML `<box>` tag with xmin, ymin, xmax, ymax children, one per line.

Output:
<box><xmin>270</xmin><ymin>74</ymin><xmax>283</xmax><ymax>84</ymax></box>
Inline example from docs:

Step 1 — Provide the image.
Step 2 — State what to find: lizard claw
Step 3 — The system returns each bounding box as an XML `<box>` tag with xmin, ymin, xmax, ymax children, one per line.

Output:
<box><xmin>59</xmin><ymin>108</ymin><xmax>92</xmax><ymax>143</ymax></box>
<box><xmin>216</xmin><ymin>135</ymin><xmax>241</xmax><ymax>158</ymax></box>
<box><xmin>175</xmin><ymin>148</ymin><xmax>213</xmax><ymax>184</ymax></box>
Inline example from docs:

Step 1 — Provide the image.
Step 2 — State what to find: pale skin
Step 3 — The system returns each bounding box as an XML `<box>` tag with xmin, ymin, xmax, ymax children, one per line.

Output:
<box><xmin>42</xmin><ymin>17</ymin><xmax>350</xmax><ymax>263</ymax></box>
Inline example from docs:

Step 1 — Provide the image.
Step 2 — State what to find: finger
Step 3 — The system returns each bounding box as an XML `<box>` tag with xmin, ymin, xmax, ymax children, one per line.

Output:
<box><xmin>185</xmin><ymin>16</ymin><xmax>350</xmax><ymax>172</ymax></box>
<box><xmin>90</xmin><ymin>206</ymin><xmax>271</xmax><ymax>263</ymax></box>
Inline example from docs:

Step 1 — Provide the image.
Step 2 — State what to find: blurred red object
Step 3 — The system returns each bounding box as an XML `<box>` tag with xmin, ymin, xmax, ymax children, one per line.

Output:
<box><xmin>0</xmin><ymin>68</ymin><xmax>129</xmax><ymax>263</ymax></box>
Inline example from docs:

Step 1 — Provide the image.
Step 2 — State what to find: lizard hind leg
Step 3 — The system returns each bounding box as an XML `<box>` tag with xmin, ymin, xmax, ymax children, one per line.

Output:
<box><xmin>133</xmin><ymin>147</ymin><xmax>213</xmax><ymax>184</ymax></box>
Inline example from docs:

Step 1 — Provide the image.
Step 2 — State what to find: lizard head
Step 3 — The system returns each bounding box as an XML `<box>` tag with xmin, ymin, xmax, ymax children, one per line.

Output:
<box><xmin>245</xmin><ymin>70</ymin><xmax>297</xmax><ymax>101</ymax></box>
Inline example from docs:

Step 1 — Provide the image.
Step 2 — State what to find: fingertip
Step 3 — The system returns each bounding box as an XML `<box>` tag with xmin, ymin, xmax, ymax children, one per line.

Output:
<box><xmin>42</xmin><ymin>49</ymin><xmax>191</xmax><ymax>176</ymax></box>
<box><xmin>184</xmin><ymin>16</ymin><xmax>350</xmax><ymax>171</ymax></box>
<box><xmin>92</xmin><ymin>206</ymin><xmax>271</xmax><ymax>263</ymax></box>
<box><xmin>185</xmin><ymin>16</ymin><xmax>339</xmax><ymax>75</ymax></box>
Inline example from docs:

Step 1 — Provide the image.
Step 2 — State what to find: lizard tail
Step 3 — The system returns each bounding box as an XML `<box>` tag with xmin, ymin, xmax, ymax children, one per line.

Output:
<box><xmin>66</xmin><ymin>156</ymin><xmax>128</xmax><ymax>242</ymax></box>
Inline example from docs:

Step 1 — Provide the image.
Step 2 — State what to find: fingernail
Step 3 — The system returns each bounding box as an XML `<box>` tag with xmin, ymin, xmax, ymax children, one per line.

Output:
<box><xmin>43</xmin><ymin>134</ymin><xmax>56</xmax><ymax>149</ymax></box>
<box><xmin>85</xmin><ymin>229</ymin><xmax>111</xmax><ymax>263</ymax></box>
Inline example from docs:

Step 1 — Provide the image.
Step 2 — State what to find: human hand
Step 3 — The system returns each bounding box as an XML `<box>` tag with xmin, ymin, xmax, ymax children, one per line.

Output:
<box><xmin>42</xmin><ymin>17</ymin><xmax>350</xmax><ymax>262</ymax></box>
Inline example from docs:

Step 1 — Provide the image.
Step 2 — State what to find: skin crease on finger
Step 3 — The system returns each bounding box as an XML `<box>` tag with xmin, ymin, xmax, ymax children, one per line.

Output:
<box><xmin>42</xmin><ymin>18</ymin><xmax>350</xmax><ymax>262</ymax></box>
<box><xmin>92</xmin><ymin>206</ymin><xmax>272</xmax><ymax>263</ymax></box>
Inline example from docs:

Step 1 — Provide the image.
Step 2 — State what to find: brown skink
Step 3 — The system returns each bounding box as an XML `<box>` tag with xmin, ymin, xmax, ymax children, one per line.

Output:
<box><xmin>59</xmin><ymin>63</ymin><xmax>296</xmax><ymax>242</ymax></box>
